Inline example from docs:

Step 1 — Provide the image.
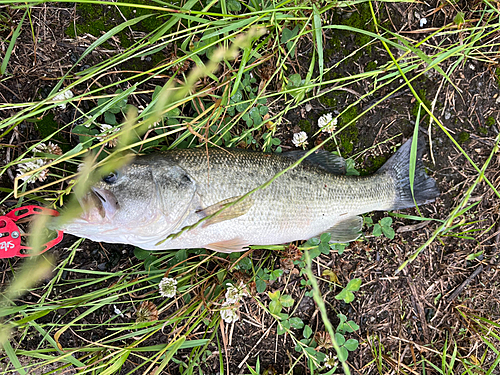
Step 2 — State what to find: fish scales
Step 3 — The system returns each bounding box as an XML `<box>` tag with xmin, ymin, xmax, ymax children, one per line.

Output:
<box><xmin>161</xmin><ymin>149</ymin><xmax>393</xmax><ymax>247</ymax></box>
<box><xmin>59</xmin><ymin>138</ymin><xmax>439</xmax><ymax>252</ymax></box>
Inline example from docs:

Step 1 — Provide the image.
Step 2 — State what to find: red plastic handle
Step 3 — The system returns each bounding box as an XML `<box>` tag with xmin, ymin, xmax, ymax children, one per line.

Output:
<box><xmin>0</xmin><ymin>205</ymin><xmax>64</xmax><ymax>258</ymax></box>
<box><xmin>0</xmin><ymin>216</ymin><xmax>22</xmax><ymax>258</ymax></box>
<box><xmin>5</xmin><ymin>205</ymin><xmax>60</xmax><ymax>221</ymax></box>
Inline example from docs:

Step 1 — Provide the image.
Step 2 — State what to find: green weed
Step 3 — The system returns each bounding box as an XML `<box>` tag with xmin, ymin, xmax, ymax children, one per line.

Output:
<box><xmin>0</xmin><ymin>0</ymin><xmax>499</xmax><ymax>373</ymax></box>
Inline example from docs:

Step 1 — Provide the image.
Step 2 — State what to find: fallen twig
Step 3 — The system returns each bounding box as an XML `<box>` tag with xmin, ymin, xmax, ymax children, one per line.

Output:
<box><xmin>446</xmin><ymin>264</ymin><xmax>484</xmax><ymax>303</ymax></box>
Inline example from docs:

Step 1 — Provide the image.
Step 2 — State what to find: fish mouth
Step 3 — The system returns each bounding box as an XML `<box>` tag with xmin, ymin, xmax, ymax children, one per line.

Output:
<box><xmin>78</xmin><ymin>187</ymin><xmax>119</xmax><ymax>222</ymax></box>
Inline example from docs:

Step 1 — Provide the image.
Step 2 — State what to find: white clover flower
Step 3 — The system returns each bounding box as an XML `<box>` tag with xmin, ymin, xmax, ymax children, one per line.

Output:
<box><xmin>318</xmin><ymin>113</ymin><xmax>338</xmax><ymax>133</ymax></box>
<box><xmin>159</xmin><ymin>277</ymin><xmax>177</xmax><ymax>298</ymax></box>
<box><xmin>225</xmin><ymin>281</ymin><xmax>249</xmax><ymax>304</ymax></box>
<box><xmin>220</xmin><ymin>302</ymin><xmax>239</xmax><ymax>323</ymax></box>
<box><xmin>292</xmin><ymin>131</ymin><xmax>308</xmax><ymax>149</ymax></box>
<box><xmin>324</xmin><ymin>352</ymin><xmax>338</xmax><ymax>369</ymax></box>
<box><xmin>16</xmin><ymin>159</ymin><xmax>48</xmax><ymax>184</ymax></box>
<box><xmin>97</xmin><ymin>123</ymin><xmax>120</xmax><ymax>147</ymax></box>
<box><xmin>53</xmin><ymin>89</ymin><xmax>74</xmax><ymax>110</ymax></box>
<box><xmin>34</xmin><ymin>142</ymin><xmax>62</xmax><ymax>156</ymax></box>
<box><xmin>16</xmin><ymin>141</ymin><xmax>63</xmax><ymax>184</ymax></box>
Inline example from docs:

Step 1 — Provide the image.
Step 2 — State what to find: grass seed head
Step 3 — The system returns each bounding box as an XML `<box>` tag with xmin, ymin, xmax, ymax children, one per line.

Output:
<box><xmin>315</xmin><ymin>331</ymin><xmax>333</xmax><ymax>349</ymax></box>
<box><xmin>136</xmin><ymin>301</ymin><xmax>159</xmax><ymax>322</ymax></box>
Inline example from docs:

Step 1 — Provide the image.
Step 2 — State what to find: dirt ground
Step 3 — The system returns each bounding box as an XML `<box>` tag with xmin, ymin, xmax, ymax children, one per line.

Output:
<box><xmin>0</xmin><ymin>0</ymin><xmax>499</xmax><ymax>374</ymax></box>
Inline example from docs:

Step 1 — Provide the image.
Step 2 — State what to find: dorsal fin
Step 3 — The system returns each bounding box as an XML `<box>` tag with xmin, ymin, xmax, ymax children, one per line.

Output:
<box><xmin>283</xmin><ymin>150</ymin><xmax>346</xmax><ymax>175</ymax></box>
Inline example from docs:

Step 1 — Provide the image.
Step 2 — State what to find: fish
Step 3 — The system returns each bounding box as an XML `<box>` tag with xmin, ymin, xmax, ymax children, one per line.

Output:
<box><xmin>59</xmin><ymin>137</ymin><xmax>439</xmax><ymax>252</ymax></box>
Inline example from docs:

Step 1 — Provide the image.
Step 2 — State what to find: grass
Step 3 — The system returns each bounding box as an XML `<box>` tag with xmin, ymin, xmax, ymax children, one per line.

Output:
<box><xmin>0</xmin><ymin>0</ymin><xmax>500</xmax><ymax>373</ymax></box>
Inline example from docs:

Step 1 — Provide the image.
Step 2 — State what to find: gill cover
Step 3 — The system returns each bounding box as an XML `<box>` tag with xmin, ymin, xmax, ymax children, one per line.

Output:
<box><xmin>148</xmin><ymin>162</ymin><xmax>199</xmax><ymax>234</ymax></box>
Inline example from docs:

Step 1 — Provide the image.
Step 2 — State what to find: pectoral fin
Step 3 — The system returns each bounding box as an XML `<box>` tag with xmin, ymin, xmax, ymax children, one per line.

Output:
<box><xmin>325</xmin><ymin>216</ymin><xmax>363</xmax><ymax>243</ymax></box>
<box><xmin>199</xmin><ymin>196</ymin><xmax>254</xmax><ymax>227</ymax></box>
<box><xmin>205</xmin><ymin>238</ymin><xmax>250</xmax><ymax>253</ymax></box>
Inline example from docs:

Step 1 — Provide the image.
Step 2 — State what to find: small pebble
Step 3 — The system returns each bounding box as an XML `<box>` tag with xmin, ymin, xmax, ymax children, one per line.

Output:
<box><xmin>420</xmin><ymin>18</ymin><xmax>428</xmax><ymax>28</ymax></box>
<box><xmin>444</xmin><ymin>111</ymin><xmax>451</xmax><ymax>120</ymax></box>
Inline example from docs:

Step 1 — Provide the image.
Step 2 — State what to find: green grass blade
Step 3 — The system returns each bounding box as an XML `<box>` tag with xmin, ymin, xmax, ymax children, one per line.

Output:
<box><xmin>101</xmin><ymin>351</ymin><xmax>130</xmax><ymax>375</ymax></box>
<box><xmin>78</xmin><ymin>14</ymin><xmax>150</xmax><ymax>62</ymax></box>
<box><xmin>486</xmin><ymin>354</ymin><xmax>500</xmax><ymax>375</ymax></box>
<box><xmin>132</xmin><ymin>340</ymin><xmax>210</xmax><ymax>351</ymax></box>
<box><xmin>304</xmin><ymin>251</ymin><xmax>350</xmax><ymax>374</ymax></box>
<box><xmin>28</xmin><ymin>319</ymin><xmax>86</xmax><ymax>367</ymax></box>
<box><xmin>312</xmin><ymin>4</ymin><xmax>323</xmax><ymax>80</ymax></box>
<box><xmin>409</xmin><ymin>104</ymin><xmax>420</xmax><ymax>215</ymax></box>
<box><xmin>447</xmin><ymin>343</ymin><xmax>457</xmax><ymax>375</ymax></box>
<box><xmin>230</xmin><ymin>43</ymin><xmax>252</xmax><ymax>97</ymax></box>
<box><xmin>155</xmin><ymin>335</ymin><xmax>187</xmax><ymax>373</ymax></box>
<box><xmin>201</xmin><ymin>16</ymin><xmax>259</xmax><ymax>41</ymax></box>
<box><xmin>397</xmin><ymin>135</ymin><xmax>500</xmax><ymax>273</ymax></box>
<box><xmin>383</xmin><ymin>27</ymin><xmax>458</xmax><ymax>91</ymax></box>
<box><xmin>150</xmin><ymin>0</ymin><xmax>199</xmax><ymax>43</ymax></box>
<box><xmin>13</xmin><ymin>309</ymin><xmax>52</xmax><ymax>325</ymax></box>
<box><xmin>2</xmin><ymin>339</ymin><xmax>27</xmax><ymax>375</ymax></box>
<box><xmin>1</xmin><ymin>10</ymin><xmax>26</xmax><ymax>75</ymax></box>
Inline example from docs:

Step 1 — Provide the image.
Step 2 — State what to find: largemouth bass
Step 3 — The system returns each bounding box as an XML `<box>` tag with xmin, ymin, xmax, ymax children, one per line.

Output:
<box><xmin>60</xmin><ymin>138</ymin><xmax>439</xmax><ymax>252</ymax></box>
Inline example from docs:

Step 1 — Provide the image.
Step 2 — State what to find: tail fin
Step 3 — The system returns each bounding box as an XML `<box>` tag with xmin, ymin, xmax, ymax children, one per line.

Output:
<box><xmin>377</xmin><ymin>137</ymin><xmax>440</xmax><ymax>210</ymax></box>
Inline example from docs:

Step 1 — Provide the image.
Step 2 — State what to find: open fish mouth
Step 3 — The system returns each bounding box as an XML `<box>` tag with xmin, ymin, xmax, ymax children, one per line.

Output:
<box><xmin>78</xmin><ymin>187</ymin><xmax>119</xmax><ymax>222</ymax></box>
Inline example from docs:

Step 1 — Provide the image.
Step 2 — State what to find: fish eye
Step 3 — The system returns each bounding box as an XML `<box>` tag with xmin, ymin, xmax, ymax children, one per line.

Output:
<box><xmin>103</xmin><ymin>172</ymin><xmax>118</xmax><ymax>184</ymax></box>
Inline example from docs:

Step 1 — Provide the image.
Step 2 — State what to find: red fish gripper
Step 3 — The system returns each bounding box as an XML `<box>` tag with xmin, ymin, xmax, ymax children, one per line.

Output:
<box><xmin>0</xmin><ymin>205</ymin><xmax>64</xmax><ymax>258</ymax></box>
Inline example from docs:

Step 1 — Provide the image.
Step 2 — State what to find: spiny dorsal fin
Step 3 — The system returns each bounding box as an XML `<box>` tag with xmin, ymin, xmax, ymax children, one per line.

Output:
<box><xmin>199</xmin><ymin>196</ymin><xmax>254</xmax><ymax>227</ymax></box>
<box><xmin>283</xmin><ymin>150</ymin><xmax>346</xmax><ymax>175</ymax></box>
<box><xmin>324</xmin><ymin>216</ymin><xmax>363</xmax><ymax>243</ymax></box>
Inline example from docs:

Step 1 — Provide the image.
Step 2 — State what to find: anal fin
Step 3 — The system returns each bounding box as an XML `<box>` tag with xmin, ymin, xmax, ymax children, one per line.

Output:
<box><xmin>205</xmin><ymin>238</ymin><xmax>250</xmax><ymax>253</ymax></box>
<box><xmin>325</xmin><ymin>216</ymin><xmax>363</xmax><ymax>243</ymax></box>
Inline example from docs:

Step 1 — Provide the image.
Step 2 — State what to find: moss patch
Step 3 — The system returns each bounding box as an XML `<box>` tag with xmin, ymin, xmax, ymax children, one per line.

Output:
<box><xmin>366</xmin><ymin>60</ymin><xmax>377</xmax><ymax>72</ymax></box>
<box><xmin>338</xmin><ymin>106</ymin><xmax>359</xmax><ymax>155</ymax></box>
<box><xmin>298</xmin><ymin>119</ymin><xmax>312</xmax><ymax>133</ymax></box>
<box><xmin>457</xmin><ymin>131</ymin><xmax>470</xmax><ymax>144</ymax></box>
<box><xmin>318</xmin><ymin>94</ymin><xmax>338</xmax><ymax>108</ymax></box>
<box><xmin>33</xmin><ymin>113</ymin><xmax>69</xmax><ymax>151</ymax></box>
<box><xmin>362</xmin><ymin>154</ymin><xmax>387</xmax><ymax>175</ymax></box>
<box><xmin>66</xmin><ymin>1</ymin><xmax>164</xmax><ymax>39</ymax></box>
<box><xmin>340</xmin><ymin>3</ymin><xmax>374</xmax><ymax>54</ymax></box>
<box><xmin>65</xmin><ymin>1</ymin><xmax>165</xmax><ymax>67</ymax></box>
<box><xmin>324</xmin><ymin>2</ymin><xmax>381</xmax><ymax>67</ymax></box>
<box><xmin>65</xmin><ymin>2</ymin><xmax>109</xmax><ymax>44</ymax></box>
<box><xmin>117</xmin><ymin>0</ymin><xmax>165</xmax><ymax>48</ymax></box>
<box><xmin>486</xmin><ymin>116</ymin><xmax>495</xmax><ymax>127</ymax></box>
